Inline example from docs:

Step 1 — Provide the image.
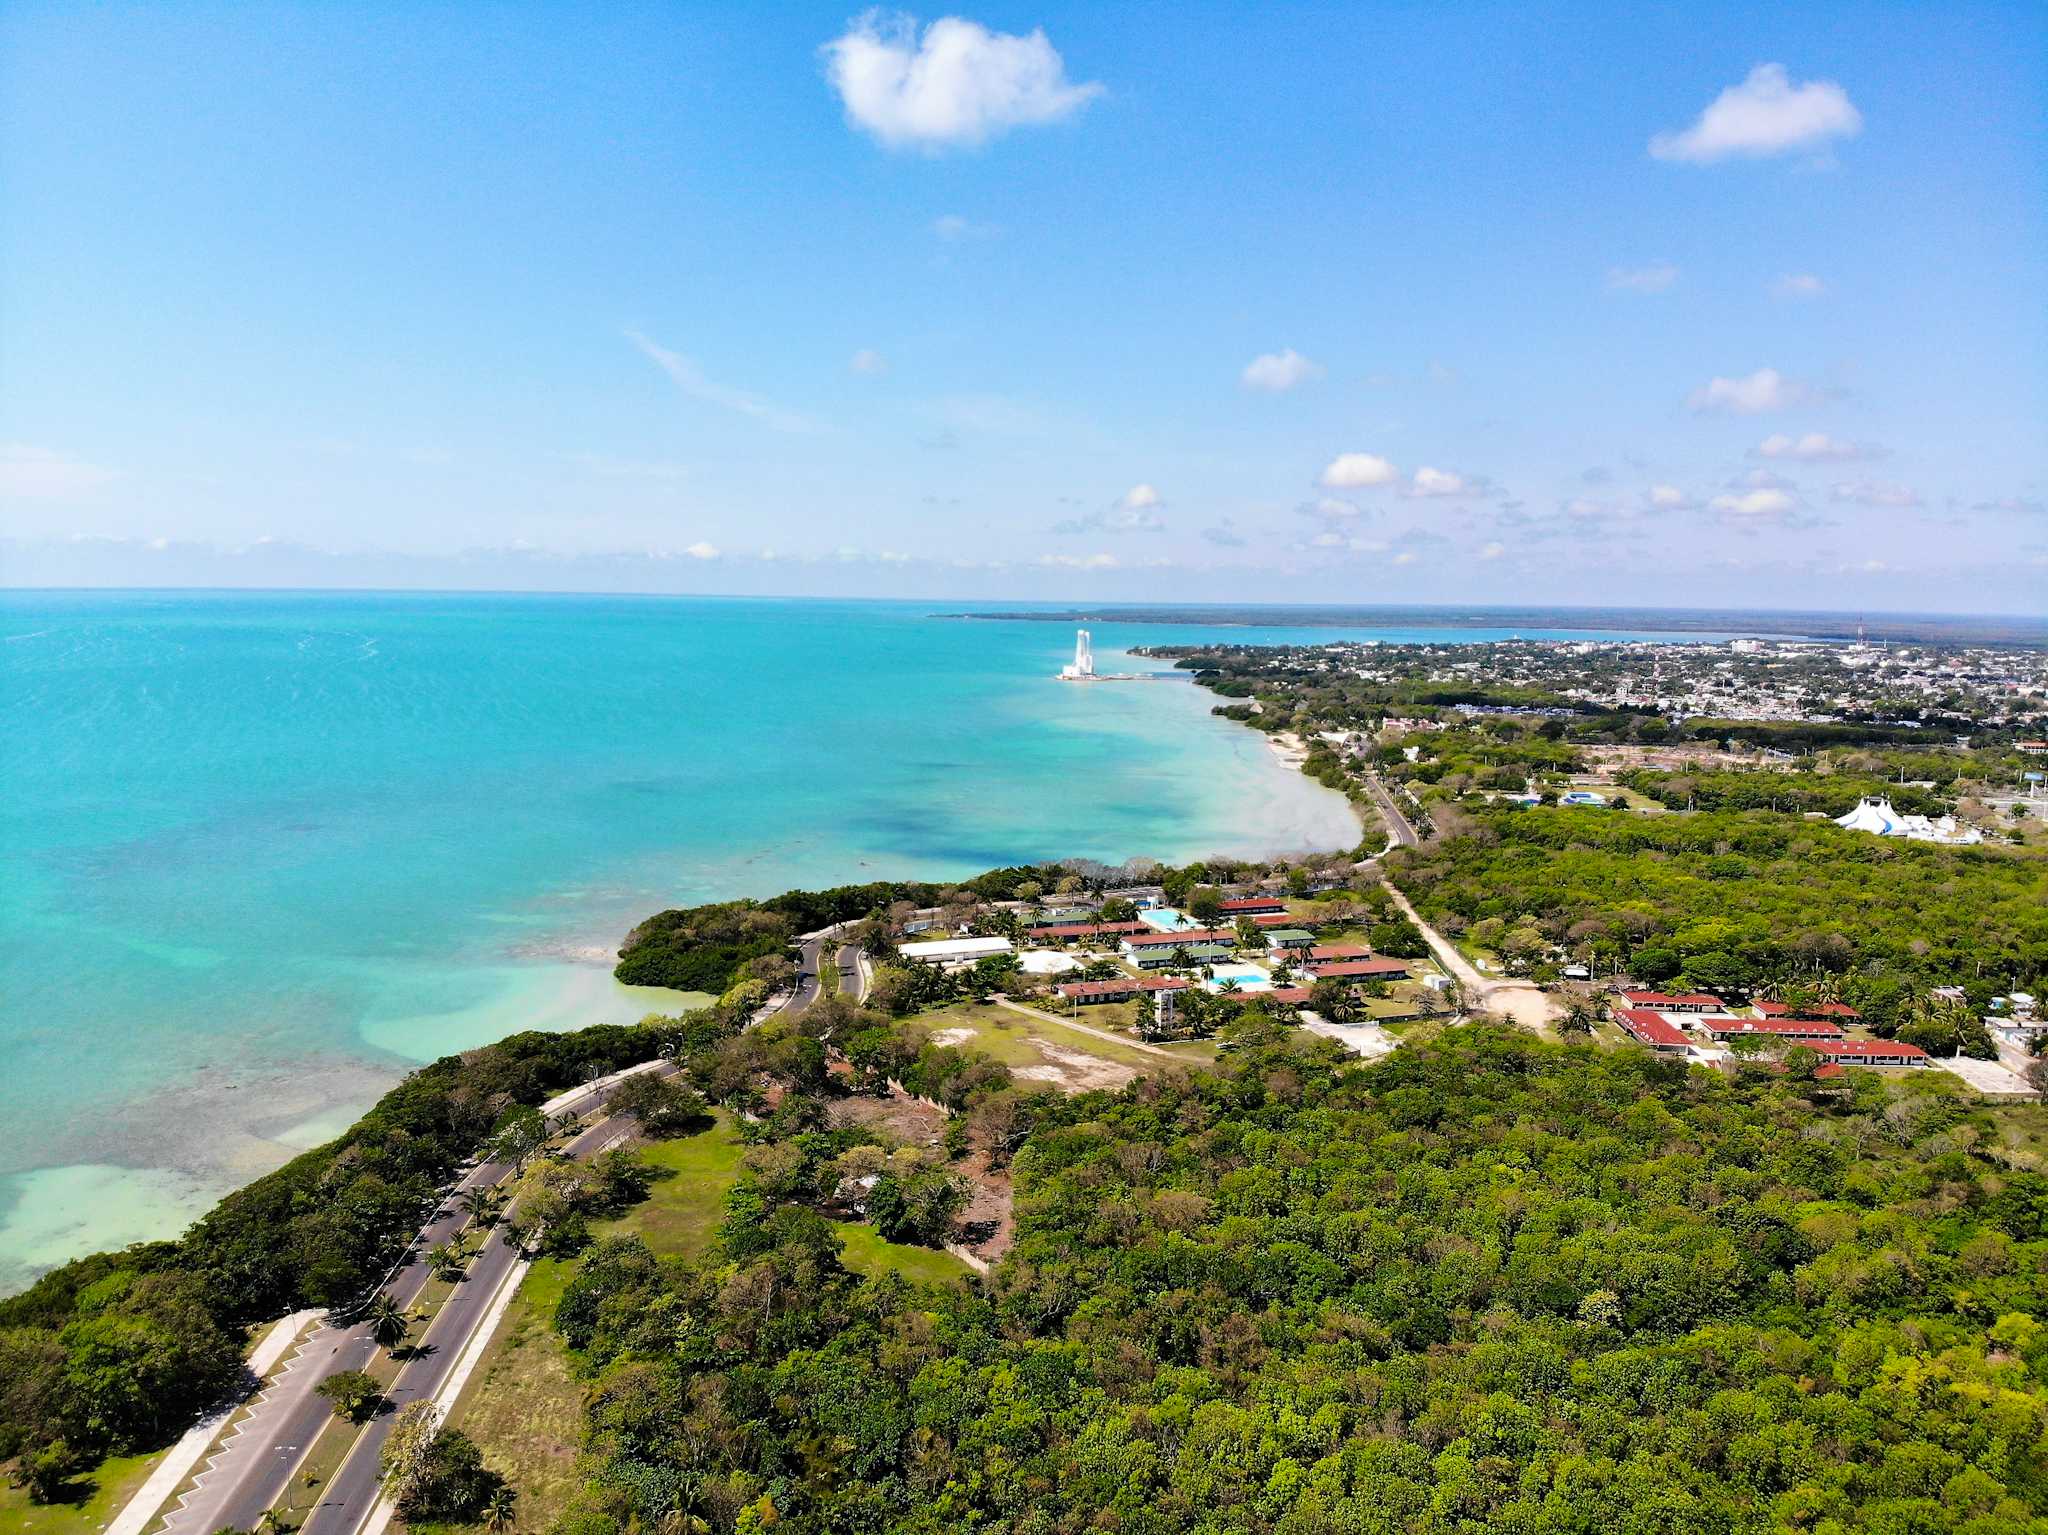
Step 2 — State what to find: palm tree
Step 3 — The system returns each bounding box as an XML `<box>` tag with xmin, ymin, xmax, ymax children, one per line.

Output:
<box><xmin>457</xmin><ymin>1186</ymin><xmax>494</xmax><ymax>1225</ymax></box>
<box><xmin>364</xmin><ymin>1291</ymin><xmax>409</xmax><ymax>1349</ymax></box>
<box><xmin>482</xmin><ymin>1485</ymin><xmax>517</xmax><ymax>1533</ymax></box>
<box><xmin>257</xmin><ymin>1509</ymin><xmax>295</xmax><ymax>1535</ymax></box>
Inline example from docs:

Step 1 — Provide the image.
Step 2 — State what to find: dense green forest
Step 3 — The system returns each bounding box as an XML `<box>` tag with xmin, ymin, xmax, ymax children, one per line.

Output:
<box><xmin>1615</xmin><ymin>768</ymin><xmax>1953</xmax><ymax>818</ymax></box>
<box><xmin>1390</xmin><ymin>806</ymin><xmax>2048</xmax><ymax>1006</ymax></box>
<box><xmin>0</xmin><ymin>1023</ymin><xmax>663</xmax><ymax>1490</ymax></box>
<box><xmin>541</xmin><ymin>1024</ymin><xmax>2048</xmax><ymax>1534</ymax></box>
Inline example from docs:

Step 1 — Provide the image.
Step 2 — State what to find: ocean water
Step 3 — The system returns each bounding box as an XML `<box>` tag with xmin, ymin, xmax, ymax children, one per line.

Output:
<box><xmin>0</xmin><ymin>592</ymin><xmax>1723</xmax><ymax>1289</ymax></box>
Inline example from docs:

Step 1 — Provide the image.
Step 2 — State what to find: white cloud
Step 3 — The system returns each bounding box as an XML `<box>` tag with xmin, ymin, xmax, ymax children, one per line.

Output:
<box><xmin>1772</xmin><ymin>272</ymin><xmax>1827</xmax><ymax>299</ymax></box>
<box><xmin>1974</xmin><ymin>496</ymin><xmax>2046</xmax><ymax>516</ymax></box>
<box><xmin>628</xmin><ymin>331</ymin><xmax>822</xmax><ymax>434</ymax></box>
<box><xmin>0</xmin><ymin>443</ymin><xmax>117</xmax><ymax>499</ymax></box>
<box><xmin>1650</xmin><ymin>64</ymin><xmax>1863</xmax><ymax>164</ymax></box>
<box><xmin>1240</xmin><ymin>348</ymin><xmax>1324</xmax><ymax>392</ymax></box>
<box><xmin>1646</xmin><ymin>484</ymin><xmax>1694</xmax><ymax>510</ymax></box>
<box><xmin>1120</xmin><ymin>482</ymin><xmax>1161</xmax><ymax>510</ymax></box>
<box><xmin>1036</xmin><ymin>551</ymin><xmax>1119</xmax><ymax>569</ymax></box>
<box><xmin>1407</xmin><ymin>466</ymin><xmax>1468</xmax><ymax>498</ymax></box>
<box><xmin>1606</xmin><ymin>262</ymin><xmax>1679</xmax><ymax>293</ymax></box>
<box><xmin>849</xmin><ymin>348</ymin><xmax>889</xmax><ymax>376</ymax></box>
<box><xmin>1755</xmin><ymin>431</ymin><xmax>1872</xmax><ymax>462</ymax></box>
<box><xmin>1687</xmin><ymin>366</ymin><xmax>1809</xmax><ymax>414</ymax></box>
<box><xmin>1298</xmin><ymin>496</ymin><xmax>1366</xmax><ymax>522</ymax></box>
<box><xmin>1830</xmin><ymin>480</ymin><xmax>1922</xmax><ymax>508</ymax></box>
<box><xmin>1319</xmin><ymin>452</ymin><xmax>1398</xmax><ymax>489</ymax></box>
<box><xmin>931</xmin><ymin>213</ymin><xmax>997</xmax><ymax>241</ymax></box>
<box><xmin>822</xmin><ymin>12</ymin><xmax>1104</xmax><ymax>151</ymax></box>
<box><xmin>1710</xmin><ymin>488</ymin><xmax>1798</xmax><ymax>518</ymax></box>
<box><xmin>684</xmin><ymin>541</ymin><xmax>721</xmax><ymax>560</ymax></box>
<box><xmin>1477</xmin><ymin>541</ymin><xmax>1505</xmax><ymax>561</ymax></box>
<box><xmin>1392</xmin><ymin>551</ymin><xmax>1419</xmax><ymax>567</ymax></box>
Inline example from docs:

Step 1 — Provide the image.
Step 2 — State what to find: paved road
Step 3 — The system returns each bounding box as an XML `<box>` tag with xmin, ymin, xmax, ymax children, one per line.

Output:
<box><xmin>835</xmin><ymin>942</ymin><xmax>866</xmax><ymax>1003</ymax></box>
<box><xmin>785</xmin><ymin>934</ymin><xmax>826</xmax><ymax>1014</ymax></box>
<box><xmin>154</xmin><ymin>1067</ymin><xmax>660</xmax><ymax>1535</ymax></box>
<box><xmin>1360</xmin><ymin>772</ymin><xmax>1421</xmax><ymax>849</ymax></box>
<box><xmin>296</xmin><ymin>1106</ymin><xmax>638</xmax><ymax>1535</ymax></box>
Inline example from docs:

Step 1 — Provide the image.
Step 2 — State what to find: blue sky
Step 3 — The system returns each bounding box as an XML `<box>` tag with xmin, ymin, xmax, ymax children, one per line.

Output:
<box><xmin>3</xmin><ymin>2</ymin><xmax>2044</xmax><ymax>610</ymax></box>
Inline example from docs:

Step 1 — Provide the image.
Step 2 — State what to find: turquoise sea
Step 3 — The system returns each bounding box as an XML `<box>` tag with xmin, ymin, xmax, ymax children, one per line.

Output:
<box><xmin>0</xmin><ymin>592</ymin><xmax>1731</xmax><ymax>1289</ymax></box>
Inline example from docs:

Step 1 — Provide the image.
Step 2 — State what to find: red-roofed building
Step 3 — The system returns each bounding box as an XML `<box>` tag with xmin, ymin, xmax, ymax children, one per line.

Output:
<box><xmin>1701</xmin><ymin>1015</ymin><xmax>1844</xmax><ymax>1042</ymax></box>
<box><xmin>1309</xmin><ymin>944</ymin><xmax>1372</xmax><ymax>961</ymax></box>
<box><xmin>1614</xmin><ymin>1007</ymin><xmax>1693</xmax><ymax>1055</ymax></box>
<box><xmin>1810</xmin><ymin>1038</ymin><xmax>1932</xmax><ymax>1067</ymax></box>
<box><xmin>1123</xmin><ymin>927</ymin><xmax>1238</xmax><ymax>949</ymax></box>
<box><xmin>1253</xmin><ymin>911</ymin><xmax>1301</xmax><ymax>927</ymax></box>
<box><xmin>1056</xmin><ymin>976</ymin><xmax>1192</xmax><ymax>1005</ymax></box>
<box><xmin>1754</xmin><ymin>999</ymin><xmax>1862</xmax><ymax>1022</ymax></box>
<box><xmin>1220</xmin><ymin>896</ymin><xmax>1289</xmax><ymax>915</ymax></box>
<box><xmin>1618</xmin><ymin>990</ymin><xmax>1723</xmax><ymax>1012</ymax></box>
<box><xmin>1030</xmin><ymin>921</ymin><xmax>1149</xmax><ymax>940</ymax></box>
<box><xmin>1308</xmin><ymin>958</ymin><xmax>1411</xmax><ymax>982</ymax></box>
<box><xmin>1265</xmin><ymin>986</ymin><xmax>1314</xmax><ymax>1005</ymax></box>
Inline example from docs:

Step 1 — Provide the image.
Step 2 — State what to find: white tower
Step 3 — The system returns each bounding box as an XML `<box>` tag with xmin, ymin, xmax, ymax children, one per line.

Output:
<box><xmin>1060</xmin><ymin>627</ymin><xmax>1096</xmax><ymax>679</ymax></box>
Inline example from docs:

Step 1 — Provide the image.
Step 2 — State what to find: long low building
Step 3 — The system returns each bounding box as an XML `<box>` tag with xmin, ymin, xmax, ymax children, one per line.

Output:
<box><xmin>1030</xmin><ymin>920</ymin><xmax>1149</xmax><ymax>940</ymax></box>
<box><xmin>1131</xmin><ymin>942</ymin><xmax>1238</xmax><ymax>970</ymax></box>
<box><xmin>1809</xmin><ymin>1038</ymin><xmax>1932</xmax><ymax>1067</ymax></box>
<box><xmin>1754</xmin><ymin>999</ymin><xmax>1861</xmax><ymax>1022</ymax></box>
<box><xmin>1220</xmin><ymin>896</ymin><xmax>1290</xmax><ymax>915</ymax></box>
<box><xmin>1056</xmin><ymin>975</ymin><xmax>1192</xmax><ymax>1005</ymax></box>
<box><xmin>1614</xmin><ymin>1007</ymin><xmax>1694</xmax><ymax>1055</ymax></box>
<box><xmin>1123</xmin><ymin>927</ymin><xmax>1239</xmax><ymax>950</ymax></box>
<box><xmin>1701</xmin><ymin>1015</ymin><xmax>1844</xmax><ymax>1042</ymax></box>
<box><xmin>1308</xmin><ymin>958</ymin><xmax>1411</xmax><ymax>982</ymax></box>
<box><xmin>1309</xmin><ymin>943</ymin><xmax>1371</xmax><ymax>961</ymax></box>
<box><xmin>1618</xmin><ymin>990</ymin><xmax>1723</xmax><ymax>1012</ymax></box>
<box><xmin>897</xmin><ymin>935</ymin><xmax>1014</xmax><ymax>967</ymax></box>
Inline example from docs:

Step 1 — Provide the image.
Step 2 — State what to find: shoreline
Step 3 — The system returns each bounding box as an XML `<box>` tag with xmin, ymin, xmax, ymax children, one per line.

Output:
<box><xmin>1</xmin><ymin>637</ymin><xmax>1358</xmax><ymax>1292</ymax></box>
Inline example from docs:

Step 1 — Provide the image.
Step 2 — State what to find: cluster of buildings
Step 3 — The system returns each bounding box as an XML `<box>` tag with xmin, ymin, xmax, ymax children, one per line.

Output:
<box><xmin>1609</xmin><ymin>988</ymin><xmax>1932</xmax><ymax>1072</ymax></box>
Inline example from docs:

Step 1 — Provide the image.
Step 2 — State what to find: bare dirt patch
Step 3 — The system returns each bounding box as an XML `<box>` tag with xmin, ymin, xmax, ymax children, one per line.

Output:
<box><xmin>828</xmin><ymin>1088</ymin><xmax>948</xmax><ymax>1148</ymax></box>
<box><xmin>1028</xmin><ymin>1038</ymin><xmax>1139</xmax><ymax>1092</ymax></box>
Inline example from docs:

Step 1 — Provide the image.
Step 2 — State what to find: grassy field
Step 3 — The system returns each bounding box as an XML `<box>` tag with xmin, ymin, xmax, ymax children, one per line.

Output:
<box><xmin>835</xmin><ymin>1222</ymin><xmax>973</xmax><ymax>1285</ymax></box>
<box><xmin>921</xmin><ymin>1000</ymin><xmax>1216</xmax><ymax>1072</ymax></box>
<box><xmin>0</xmin><ymin>1451</ymin><xmax>163</xmax><ymax>1535</ymax></box>
<box><xmin>442</xmin><ymin>1116</ymin><xmax>747</xmax><ymax>1534</ymax></box>
<box><xmin>438</xmin><ymin>1259</ymin><xmax>581</xmax><ymax>1535</ymax></box>
<box><xmin>596</xmin><ymin>1113</ymin><xmax>747</xmax><ymax>1259</ymax></box>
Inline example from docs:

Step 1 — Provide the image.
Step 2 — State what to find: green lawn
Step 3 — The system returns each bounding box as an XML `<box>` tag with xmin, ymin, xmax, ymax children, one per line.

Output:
<box><xmin>595</xmin><ymin>1112</ymin><xmax>747</xmax><ymax>1260</ymax></box>
<box><xmin>835</xmin><ymin>1222</ymin><xmax>973</xmax><ymax>1285</ymax></box>
<box><xmin>0</xmin><ymin>1450</ymin><xmax>163</xmax><ymax>1535</ymax></box>
<box><xmin>439</xmin><ymin>1258</ymin><xmax>582</xmax><ymax>1535</ymax></box>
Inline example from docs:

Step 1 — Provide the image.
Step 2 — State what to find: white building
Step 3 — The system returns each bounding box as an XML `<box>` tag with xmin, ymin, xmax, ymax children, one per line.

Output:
<box><xmin>897</xmin><ymin>935</ymin><xmax>1014</xmax><ymax>968</ymax></box>
<box><xmin>1059</xmin><ymin>628</ymin><xmax>1095</xmax><ymax>680</ymax></box>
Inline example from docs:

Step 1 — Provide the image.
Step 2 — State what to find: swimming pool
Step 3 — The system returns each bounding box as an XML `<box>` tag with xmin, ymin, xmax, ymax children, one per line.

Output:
<box><xmin>1202</xmin><ymin>964</ymin><xmax>1273</xmax><ymax>993</ymax></box>
<box><xmin>1137</xmin><ymin>906</ymin><xmax>1204</xmax><ymax>932</ymax></box>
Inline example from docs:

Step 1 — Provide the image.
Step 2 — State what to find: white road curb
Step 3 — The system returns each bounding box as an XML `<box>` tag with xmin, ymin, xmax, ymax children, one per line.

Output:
<box><xmin>107</xmin><ymin>1309</ymin><xmax>324</xmax><ymax>1535</ymax></box>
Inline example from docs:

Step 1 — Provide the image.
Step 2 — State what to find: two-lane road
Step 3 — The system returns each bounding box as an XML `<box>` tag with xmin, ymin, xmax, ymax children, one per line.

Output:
<box><xmin>835</xmin><ymin>942</ymin><xmax>866</xmax><ymax>1003</ymax></box>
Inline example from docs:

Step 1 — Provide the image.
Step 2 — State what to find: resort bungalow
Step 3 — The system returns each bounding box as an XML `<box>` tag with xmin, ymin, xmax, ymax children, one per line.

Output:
<box><xmin>1614</xmin><ymin>1007</ymin><xmax>1694</xmax><ymax>1056</ymax></box>
<box><xmin>1056</xmin><ymin>976</ymin><xmax>1191</xmax><ymax>1006</ymax></box>
<box><xmin>1220</xmin><ymin>896</ymin><xmax>1290</xmax><ymax>916</ymax></box>
<box><xmin>897</xmin><ymin>935</ymin><xmax>1014</xmax><ymax>968</ymax></box>
<box><xmin>1308</xmin><ymin>958</ymin><xmax>1411</xmax><ymax>982</ymax></box>
<box><xmin>1309</xmin><ymin>944</ymin><xmax>1371</xmax><ymax>961</ymax></box>
<box><xmin>1753</xmin><ymin>999</ymin><xmax>1861</xmax><ymax>1023</ymax></box>
<box><xmin>1264</xmin><ymin>928</ymin><xmax>1317</xmax><ymax>950</ymax></box>
<box><xmin>1617</xmin><ymin>990</ymin><xmax>1723</xmax><ymax>1013</ymax></box>
<box><xmin>1122</xmin><ymin>928</ymin><xmax>1238</xmax><ymax>953</ymax></box>
<box><xmin>1808</xmin><ymin>1038</ymin><xmax>1933</xmax><ymax>1069</ymax></box>
<box><xmin>1132</xmin><ymin>942</ymin><xmax>1237</xmax><ymax>970</ymax></box>
<box><xmin>1031</xmin><ymin>920</ymin><xmax>1149</xmax><ymax>942</ymax></box>
<box><xmin>1700</xmin><ymin>1015</ymin><xmax>1845</xmax><ymax>1043</ymax></box>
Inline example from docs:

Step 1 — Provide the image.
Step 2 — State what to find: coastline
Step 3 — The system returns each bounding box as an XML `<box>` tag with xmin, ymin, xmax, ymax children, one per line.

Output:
<box><xmin>0</xmin><ymin>603</ymin><xmax>1362</xmax><ymax>1292</ymax></box>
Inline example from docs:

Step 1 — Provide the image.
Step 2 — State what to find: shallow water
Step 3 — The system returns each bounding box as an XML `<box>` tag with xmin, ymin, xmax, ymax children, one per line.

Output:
<box><xmin>0</xmin><ymin>592</ymin><xmax>1714</xmax><ymax>1287</ymax></box>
